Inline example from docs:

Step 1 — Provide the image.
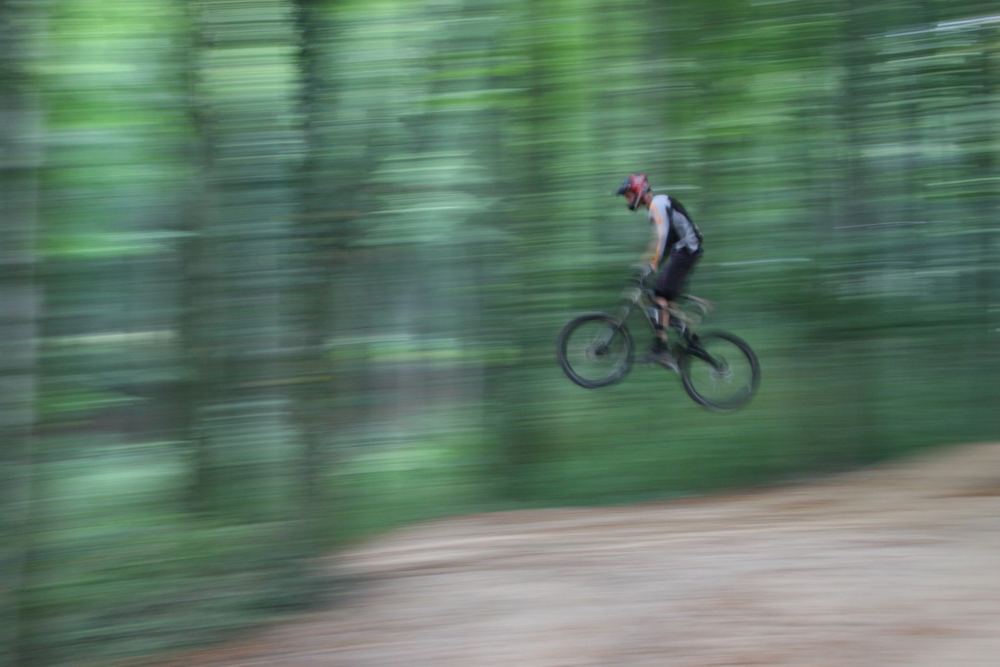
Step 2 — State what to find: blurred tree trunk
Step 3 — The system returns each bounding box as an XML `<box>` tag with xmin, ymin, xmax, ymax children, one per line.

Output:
<box><xmin>289</xmin><ymin>0</ymin><xmax>342</xmax><ymax>547</ymax></box>
<box><xmin>482</xmin><ymin>0</ymin><xmax>561</xmax><ymax>500</ymax></box>
<box><xmin>0</xmin><ymin>2</ymin><xmax>41</xmax><ymax>663</ymax></box>
<box><xmin>176</xmin><ymin>0</ymin><xmax>214</xmax><ymax>513</ymax></box>
<box><xmin>962</xmin><ymin>25</ymin><xmax>998</xmax><ymax>421</ymax></box>
<box><xmin>183</xmin><ymin>0</ymin><xmax>305</xmax><ymax>524</ymax></box>
<box><xmin>834</xmin><ymin>3</ymin><xmax>885</xmax><ymax>465</ymax></box>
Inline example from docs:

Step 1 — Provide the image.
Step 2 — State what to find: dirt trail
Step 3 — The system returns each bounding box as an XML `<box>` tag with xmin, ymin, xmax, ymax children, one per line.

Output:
<box><xmin>148</xmin><ymin>443</ymin><xmax>1000</xmax><ymax>666</ymax></box>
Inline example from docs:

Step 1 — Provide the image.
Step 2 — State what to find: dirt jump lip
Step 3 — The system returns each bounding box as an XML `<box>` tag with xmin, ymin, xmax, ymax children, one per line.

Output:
<box><xmin>142</xmin><ymin>443</ymin><xmax>1000</xmax><ymax>667</ymax></box>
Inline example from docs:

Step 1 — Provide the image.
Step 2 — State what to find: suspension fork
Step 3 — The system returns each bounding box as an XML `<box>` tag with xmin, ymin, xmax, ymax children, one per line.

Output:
<box><xmin>582</xmin><ymin>301</ymin><xmax>633</xmax><ymax>358</ymax></box>
<box><xmin>612</xmin><ymin>298</ymin><xmax>639</xmax><ymax>331</ymax></box>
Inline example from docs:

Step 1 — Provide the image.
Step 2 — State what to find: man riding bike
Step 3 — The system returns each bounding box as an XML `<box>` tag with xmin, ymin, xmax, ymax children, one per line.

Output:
<box><xmin>615</xmin><ymin>173</ymin><xmax>703</xmax><ymax>371</ymax></box>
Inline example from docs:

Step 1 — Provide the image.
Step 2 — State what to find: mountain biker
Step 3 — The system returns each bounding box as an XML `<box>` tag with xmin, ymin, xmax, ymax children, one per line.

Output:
<box><xmin>615</xmin><ymin>172</ymin><xmax>703</xmax><ymax>370</ymax></box>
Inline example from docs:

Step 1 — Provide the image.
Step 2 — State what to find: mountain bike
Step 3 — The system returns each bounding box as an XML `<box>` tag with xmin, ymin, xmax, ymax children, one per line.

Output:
<box><xmin>556</xmin><ymin>273</ymin><xmax>760</xmax><ymax>411</ymax></box>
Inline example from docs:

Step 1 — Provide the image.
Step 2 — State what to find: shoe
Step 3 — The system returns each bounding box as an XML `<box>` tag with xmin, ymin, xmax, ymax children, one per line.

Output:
<box><xmin>644</xmin><ymin>341</ymin><xmax>679</xmax><ymax>372</ymax></box>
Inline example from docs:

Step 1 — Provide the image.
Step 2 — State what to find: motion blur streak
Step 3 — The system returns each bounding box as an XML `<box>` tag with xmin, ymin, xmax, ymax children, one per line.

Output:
<box><xmin>1</xmin><ymin>0</ymin><xmax>998</xmax><ymax>665</ymax></box>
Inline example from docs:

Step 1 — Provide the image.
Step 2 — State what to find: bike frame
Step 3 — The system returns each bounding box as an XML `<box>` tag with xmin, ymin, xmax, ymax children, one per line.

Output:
<box><xmin>611</xmin><ymin>281</ymin><xmax>720</xmax><ymax>369</ymax></box>
<box><xmin>557</xmin><ymin>275</ymin><xmax>759</xmax><ymax>409</ymax></box>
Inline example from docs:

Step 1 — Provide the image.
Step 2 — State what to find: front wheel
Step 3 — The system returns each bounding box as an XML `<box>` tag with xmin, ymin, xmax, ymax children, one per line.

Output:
<box><xmin>680</xmin><ymin>331</ymin><xmax>760</xmax><ymax>411</ymax></box>
<box><xmin>556</xmin><ymin>313</ymin><xmax>634</xmax><ymax>388</ymax></box>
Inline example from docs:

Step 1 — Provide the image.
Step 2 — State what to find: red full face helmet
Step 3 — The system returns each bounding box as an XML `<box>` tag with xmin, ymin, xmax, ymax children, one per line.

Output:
<box><xmin>615</xmin><ymin>173</ymin><xmax>651</xmax><ymax>211</ymax></box>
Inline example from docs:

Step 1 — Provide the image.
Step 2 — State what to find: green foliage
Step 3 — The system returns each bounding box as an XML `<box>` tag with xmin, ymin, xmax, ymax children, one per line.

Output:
<box><xmin>20</xmin><ymin>443</ymin><xmax>325</xmax><ymax>666</ymax></box>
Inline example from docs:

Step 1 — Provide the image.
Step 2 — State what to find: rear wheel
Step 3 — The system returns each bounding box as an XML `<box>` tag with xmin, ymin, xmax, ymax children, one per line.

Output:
<box><xmin>556</xmin><ymin>313</ymin><xmax>634</xmax><ymax>388</ymax></box>
<box><xmin>680</xmin><ymin>331</ymin><xmax>759</xmax><ymax>411</ymax></box>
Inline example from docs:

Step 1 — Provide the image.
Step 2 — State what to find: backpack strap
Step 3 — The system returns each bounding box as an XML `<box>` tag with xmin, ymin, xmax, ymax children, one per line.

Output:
<box><xmin>666</xmin><ymin>196</ymin><xmax>703</xmax><ymax>246</ymax></box>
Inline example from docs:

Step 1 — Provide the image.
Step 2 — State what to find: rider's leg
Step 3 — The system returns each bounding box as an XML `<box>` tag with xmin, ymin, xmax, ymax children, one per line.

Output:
<box><xmin>653</xmin><ymin>296</ymin><xmax>670</xmax><ymax>344</ymax></box>
<box><xmin>646</xmin><ymin>294</ymin><xmax>675</xmax><ymax>370</ymax></box>
<box><xmin>654</xmin><ymin>248</ymin><xmax>702</xmax><ymax>343</ymax></box>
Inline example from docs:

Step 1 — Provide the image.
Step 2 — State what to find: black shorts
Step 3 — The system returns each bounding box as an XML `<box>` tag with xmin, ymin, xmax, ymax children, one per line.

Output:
<box><xmin>655</xmin><ymin>247</ymin><xmax>702</xmax><ymax>301</ymax></box>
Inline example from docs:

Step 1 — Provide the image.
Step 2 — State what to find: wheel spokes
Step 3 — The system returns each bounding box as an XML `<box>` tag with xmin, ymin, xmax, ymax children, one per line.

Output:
<box><xmin>681</xmin><ymin>334</ymin><xmax>758</xmax><ymax>409</ymax></box>
<box><xmin>560</xmin><ymin>318</ymin><xmax>631</xmax><ymax>387</ymax></box>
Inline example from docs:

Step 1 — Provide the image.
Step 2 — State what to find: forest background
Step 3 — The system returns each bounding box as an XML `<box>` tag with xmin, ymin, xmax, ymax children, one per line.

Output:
<box><xmin>2</xmin><ymin>1</ymin><xmax>999</xmax><ymax>665</ymax></box>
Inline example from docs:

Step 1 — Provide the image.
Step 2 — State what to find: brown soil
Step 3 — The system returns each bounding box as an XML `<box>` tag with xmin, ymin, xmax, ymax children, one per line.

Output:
<box><xmin>144</xmin><ymin>443</ymin><xmax>1000</xmax><ymax>666</ymax></box>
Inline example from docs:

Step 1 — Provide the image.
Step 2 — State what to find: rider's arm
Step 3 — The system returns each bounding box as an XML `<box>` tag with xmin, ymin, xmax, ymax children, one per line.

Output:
<box><xmin>647</xmin><ymin>204</ymin><xmax>668</xmax><ymax>270</ymax></box>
